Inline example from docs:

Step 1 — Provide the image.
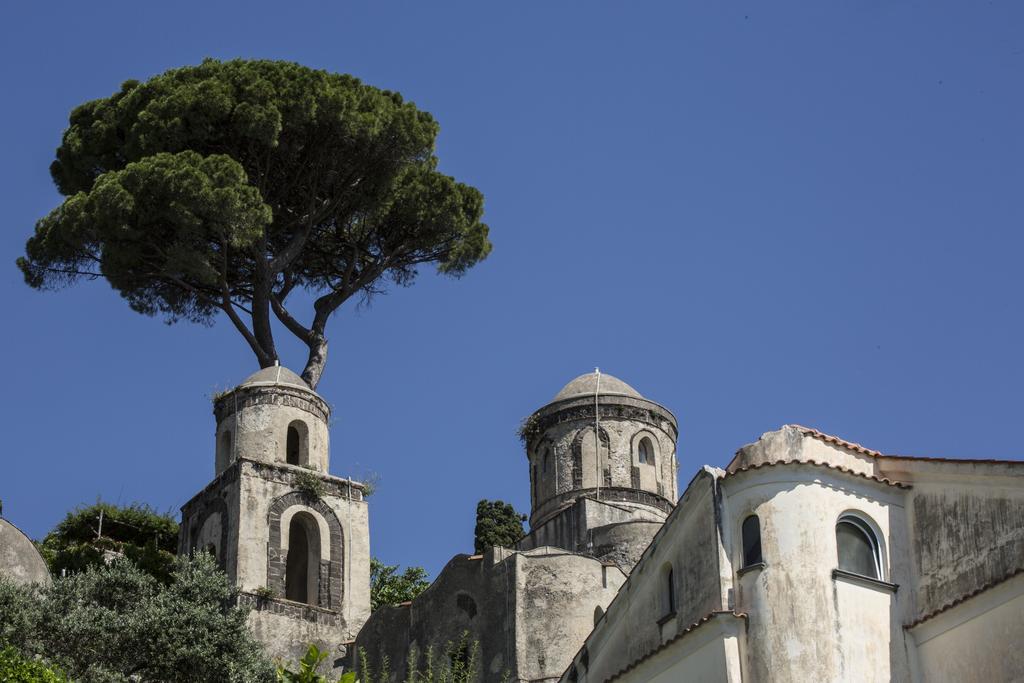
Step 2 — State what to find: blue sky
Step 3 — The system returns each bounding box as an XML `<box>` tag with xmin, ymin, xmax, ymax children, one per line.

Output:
<box><xmin>1</xmin><ymin>1</ymin><xmax>1022</xmax><ymax>578</ymax></box>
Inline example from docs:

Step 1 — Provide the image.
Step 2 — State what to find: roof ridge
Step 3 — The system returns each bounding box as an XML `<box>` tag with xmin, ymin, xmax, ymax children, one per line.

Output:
<box><xmin>725</xmin><ymin>458</ymin><xmax>911</xmax><ymax>489</ymax></box>
<box><xmin>786</xmin><ymin>424</ymin><xmax>886</xmax><ymax>457</ymax></box>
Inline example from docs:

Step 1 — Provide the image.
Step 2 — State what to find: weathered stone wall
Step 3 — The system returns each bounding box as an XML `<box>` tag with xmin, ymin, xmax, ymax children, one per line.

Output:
<box><xmin>566</xmin><ymin>470</ymin><xmax>724</xmax><ymax>683</ymax></box>
<box><xmin>180</xmin><ymin>457</ymin><xmax>370</xmax><ymax>673</ymax></box>
<box><xmin>525</xmin><ymin>394</ymin><xmax>678</xmax><ymax>528</ymax></box>
<box><xmin>355</xmin><ymin>547</ymin><xmax>624</xmax><ymax>682</ymax></box>
<box><xmin>876</xmin><ymin>457</ymin><xmax>1024</xmax><ymax>620</ymax></box>
<box><xmin>214</xmin><ymin>383</ymin><xmax>331</xmax><ymax>475</ymax></box>
<box><xmin>244</xmin><ymin>594</ymin><xmax>353</xmax><ymax>672</ymax></box>
<box><xmin>180</xmin><ymin>465</ymin><xmax>238</xmax><ymax>574</ymax></box>
<box><xmin>0</xmin><ymin>518</ymin><xmax>51</xmax><ymax>587</ymax></box>
<box><xmin>235</xmin><ymin>461</ymin><xmax>370</xmax><ymax>639</ymax></box>
<box><xmin>519</xmin><ymin>495</ymin><xmax>666</xmax><ymax>572</ymax></box>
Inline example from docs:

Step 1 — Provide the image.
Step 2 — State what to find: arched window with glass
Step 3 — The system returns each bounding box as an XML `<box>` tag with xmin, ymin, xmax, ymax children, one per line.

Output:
<box><xmin>638</xmin><ymin>437</ymin><xmax>655</xmax><ymax>466</ymax></box>
<box><xmin>836</xmin><ymin>514</ymin><xmax>882</xmax><ymax>580</ymax></box>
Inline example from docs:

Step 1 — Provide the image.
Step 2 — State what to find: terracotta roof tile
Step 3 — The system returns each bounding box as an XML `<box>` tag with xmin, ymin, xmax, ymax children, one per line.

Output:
<box><xmin>787</xmin><ymin>424</ymin><xmax>886</xmax><ymax>457</ymax></box>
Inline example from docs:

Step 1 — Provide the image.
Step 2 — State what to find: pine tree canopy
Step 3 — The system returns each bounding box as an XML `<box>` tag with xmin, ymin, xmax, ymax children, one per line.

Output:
<box><xmin>18</xmin><ymin>59</ymin><xmax>491</xmax><ymax>388</ymax></box>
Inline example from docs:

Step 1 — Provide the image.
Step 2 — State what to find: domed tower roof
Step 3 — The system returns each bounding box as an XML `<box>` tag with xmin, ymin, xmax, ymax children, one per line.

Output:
<box><xmin>239</xmin><ymin>365</ymin><xmax>310</xmax><ymax>390</ymax></box>
<box><xmin>553</xmin><ymin>372</ymin><xmax>643</xmax><ymax>402</ymax></box>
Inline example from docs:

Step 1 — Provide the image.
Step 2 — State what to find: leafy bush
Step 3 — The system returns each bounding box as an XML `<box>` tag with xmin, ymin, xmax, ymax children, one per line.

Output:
<box><xmin>277</xmin><ymin>644</ymin><xmax>338</xmax><ymax>682</ymax></box>
<box><xmin>370</xmin><ymin>558</ymin><xmax>430</xmax><ymax>611</ymax></box>
<box><xmin>0</xmin><ymin>553</ymin><xmax>273</xmax><ymax>682</ymax></box>
<box><xmin>0</xmin><ymin>645</ymin><xmax>67</xmax><ymax>682</ymax></box>
<box><xmin>38</xmin><ymin>501</ymin><xmax>179</xmax><ymax>583</ymax></box>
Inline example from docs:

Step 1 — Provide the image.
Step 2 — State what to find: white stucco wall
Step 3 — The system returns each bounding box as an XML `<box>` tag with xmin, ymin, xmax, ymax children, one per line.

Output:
<box><xmin>611</xmin><ymin>615</ymin><xmax>744</xmax><ymax>683</ymax></box>
<box><xmin>565</xmin><ymin>470</ymin><xmax>725</xmax><ymax>683</ymax></box>
<box><xmin>722</xmin><ymin>464</ymin><xmax>913</xmax><ymax>683</ymax></box>
<box><xmin>910</xmin><ymin>572</ymin><xmax>1024</xmax><ymax>683</ymax></box>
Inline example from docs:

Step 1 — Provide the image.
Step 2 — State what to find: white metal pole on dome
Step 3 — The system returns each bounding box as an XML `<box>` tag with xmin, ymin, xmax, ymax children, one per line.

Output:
<box><xmin>594</xmin><ymin>368</ymin><xmax>601</xmax><ymax>502</ymax></box>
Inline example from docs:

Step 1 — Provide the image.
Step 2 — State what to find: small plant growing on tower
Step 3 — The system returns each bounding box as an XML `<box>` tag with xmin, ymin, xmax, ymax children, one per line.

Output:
<box><xmin>253</xmin><ymin>585</ymin><xmax>277</xmax><ymax>602</ymax></box>
<box><xmin>294</xmin><ymin>469</ymin><xmax>326</xmax><ymax>499</ymax></box>
<box><xmin>516</xmin><ymin>414</ymin><xmax>542</xmax><ymax>446</ymax></box>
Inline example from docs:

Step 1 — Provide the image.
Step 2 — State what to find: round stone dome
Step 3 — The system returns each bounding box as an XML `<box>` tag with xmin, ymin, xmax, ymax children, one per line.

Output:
<box><xmin>552</xmin><ymin>372</ymin><xmax>643</xmax><ymax>402</ymax></box>
<box><xmin>239</xmin><ymin>365</ymin><xmax>310</xmax><ymax>389</ymax></box>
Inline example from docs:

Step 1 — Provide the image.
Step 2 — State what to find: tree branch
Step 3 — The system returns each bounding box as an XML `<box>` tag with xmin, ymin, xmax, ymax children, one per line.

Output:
<box><xmin>270</xmin><ymin>292</ymin><xmax>313</xmax><ymax>344</ymax></box>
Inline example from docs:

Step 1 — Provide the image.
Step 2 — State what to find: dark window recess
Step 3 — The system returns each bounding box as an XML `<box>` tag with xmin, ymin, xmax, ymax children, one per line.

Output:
<box><xmin>836</xmin><ymin>518</ymin><xmax>880</xmax><ymax>579</ymax></box>
<box><xmin>286</xmin><ymin>426</ymin><xmax>300</xmax><ymax>465</ymax></box>
<box><xmin>742</xmin><ymin>515</ymin><xmax>763</xmax><ymax>567</ymax></box>
<box><xmin>285</xmin><ymin>517</ymin><xmax>309</xmax><ymax>603</ymax></box>
<box><xmin>456</xmin><ymin>593</ymin><xmax>477</xmax><ymax>619</ymax></box>
<box><xmin>663</xmin><ymin>565</ymin><xmax>676</xmax><ymax>617</ymax></box>
<box><xmin>603</xmin><ymin>468</ymin><xmax>612</xmax><ymax>487</ymax></box>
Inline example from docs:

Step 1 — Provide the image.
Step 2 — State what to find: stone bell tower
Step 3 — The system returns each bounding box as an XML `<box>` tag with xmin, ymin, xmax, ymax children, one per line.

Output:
<box><xmin>517</xmin><ymin>370</ymin><xmax>679</xmax><ymax>571</ymax></box>
<box><xmin>179</xmin><ymin>365</ymin><xmax>370</xmax><ymax>668</ymax></box>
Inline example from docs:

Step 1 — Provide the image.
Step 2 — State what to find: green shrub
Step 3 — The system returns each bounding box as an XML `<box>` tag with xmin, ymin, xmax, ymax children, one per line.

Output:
<box><xmin>38</xmin><ymin>501</ymin><xmax>179</xmax><ymax>583</ymax></box>
<box><xmin>0</xmin><ymin>646</ymin><xmax>67</xmax><ymax>682</ymax></box>
<box><xmin>0</xmin><ymin>553</ymin><xmax>273</xmax><ymax>682</ymax></box>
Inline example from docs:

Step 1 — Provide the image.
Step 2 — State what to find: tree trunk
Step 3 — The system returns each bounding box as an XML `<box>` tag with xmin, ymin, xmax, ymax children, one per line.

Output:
<box><xmin>301</xmin><ymin>333</ymin><xmax>328</xmax><ymax>390</ymax></box>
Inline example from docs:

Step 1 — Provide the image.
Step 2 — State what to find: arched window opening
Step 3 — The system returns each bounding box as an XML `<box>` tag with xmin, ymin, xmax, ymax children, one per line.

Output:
<box><xmin>287</xmin><ymin>426</ymin><xmax>301</xmax><ymax>465</ymax></box>
<box><xmin>741</xmin><ymin>515</ymin><xmax>763</xmax><ymax>567</ymax></box>
<box><xmin>836</xmin><ymin>515</ymin><xmax>881</xmax><ymax>579</ymax></box>
<box><xmin>661</xmin><ymin>563</ymin><xmax>676</xmax><ymax>618</ymax></box>
<box><xmin>205</xmin><ymin>543</ymin><xmax>217</xmax><ymax>562</ymax></box>
<box><xmin>217</xmin><ymin>430</ymin><xmax>232</xmax><ymax>472</ymax></box>
<box><xmin>285</xmin><ymin>420</ymin><xmax>309</xmax><ymax>467</ymax></box>
<box><xmin>456</xmin><ymin>593</ymin><xmax>477</xmax><ymax>619</ymax></box>
<box><xmin>594</xmin><ymin>605</ymin><xmax>604</xmax><ymax>625</ymax></box>
<box><xmin>285</xmin><ymin>513</ymin><xmax>321</xmax><ymax>605</ymax></box>
<box><xmin>542</xmin><ymin>448</ymin><xmax>550</xmax><ymax>473</ymax></box>
<box><xmin>638</xmin><ymin>437</ymin><xmax>655</xmax><ymax>466</ymax></box>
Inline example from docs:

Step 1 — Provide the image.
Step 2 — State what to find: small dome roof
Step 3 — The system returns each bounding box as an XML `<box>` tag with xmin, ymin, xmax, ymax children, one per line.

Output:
<box><xmin>239</xmin><ymin>365</ymin><xmax>310</xmax><ymax>389</ymax></box>
<box><xmin>553</xmin><ymin>372</ymin><xmax>643</xmax><ymax>401</ymax></box>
